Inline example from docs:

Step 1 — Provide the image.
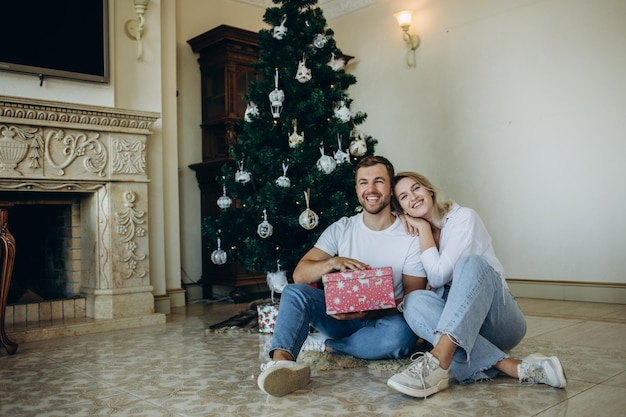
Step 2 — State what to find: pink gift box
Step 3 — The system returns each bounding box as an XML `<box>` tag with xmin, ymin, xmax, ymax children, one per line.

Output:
<box><xmin>321</xmin><ymin>267</ymin><xmax>396</xmax><ymax>314</ymax></box>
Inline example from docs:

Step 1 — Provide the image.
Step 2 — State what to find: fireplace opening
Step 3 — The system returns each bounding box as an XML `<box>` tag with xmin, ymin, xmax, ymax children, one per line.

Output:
<box><xmin>3</xmin><ymin>194</ymin><xmax>82</xmax><ymax>305</ymax></box>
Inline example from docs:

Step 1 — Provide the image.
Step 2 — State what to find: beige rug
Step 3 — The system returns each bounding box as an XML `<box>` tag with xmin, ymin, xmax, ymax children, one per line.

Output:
<box><xmin>206</xmin><ymin>299</ymin><xmax>417</xmax><ymax>372</ymax></box>
<box><xmin>298</xmin><ymin>350</ymin><xmax>410</xmax><ymax>372</ymax></box>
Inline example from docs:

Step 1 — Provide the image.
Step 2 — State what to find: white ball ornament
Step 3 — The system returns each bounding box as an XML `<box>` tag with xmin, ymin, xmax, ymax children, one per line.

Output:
<box><xmin>299</xmin><ymin>209</ymin><xmax>319</xmax><ymax>230</ymax></box>
<box><xmin>299</xmin><ymin>189</ymin><xmax>319</xmax><ymax>230</ymax></box>
<box><xmin>235</xmin><ymin>160</ymin><xmax>251</xmax><ymax>184</ymax></box>
<box><xmin>334</xmin><ymin>134</ymin><xmax>350</xmax><ymax>164</ymax></box>
<box><xmin>257</xmin><ymin>209</ymin><xmax>274</xmax><ymax>239</ymax></box>
<box><xmin>334</xmin><ymin>101</ymin><xmax>351</xmax><ymax>123</ymax></box>
<box><xmin>275</xmin><ymin>163</ymin><xmax>291</xmax><ymax>188</ymax></box>
<box><xmin>210</xmin><ymin>236</ymin><xmax>227</xmax><ymax>265</ymax></box>
<box><xmin>312</xmin><ymin>33</ymin><xmax>328</xmax><ymax>49</ymax></box>
<box><xmin>349</xmin><ymin>128</ymin><xmax>368</xmax><ymax>156</ymax></box>
<box><xmin>316</xmin><ymin>145</ymin><xmax>336</xmax><ymax>174</ymax></box>
<box><xmin>349</xmin><ymin>138</ymin><xmax>367</xmax><ymax>157</ymax></box>
<box><xmin>216</xmin><ymin>180</ymin><xmax>232</xmax><ymax>209</ymax></box>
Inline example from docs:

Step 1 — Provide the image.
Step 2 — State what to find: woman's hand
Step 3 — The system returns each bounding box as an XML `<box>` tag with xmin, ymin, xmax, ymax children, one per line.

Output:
<box><xmin>397</xmin><ymin>213</ymin><xmax>429</xmax><ymax>237</ymax></box>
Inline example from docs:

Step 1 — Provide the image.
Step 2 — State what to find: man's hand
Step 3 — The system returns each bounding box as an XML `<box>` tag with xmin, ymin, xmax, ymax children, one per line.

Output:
<box><xmin>327</xmin><ymin>257</ymin><xmax>370</xmax><ymax>272</ymax></box>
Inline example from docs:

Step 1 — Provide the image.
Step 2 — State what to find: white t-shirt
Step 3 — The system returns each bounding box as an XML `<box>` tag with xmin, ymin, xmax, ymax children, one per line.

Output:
<box><xmin>421</xmin><ymin>204</ymin><xmax>507</xmax><ymax>296</ymax></box>
<box><xmin>314</xmin><ymin>212</ymin><xmax>425</xmax><ymax>299</ymax></box>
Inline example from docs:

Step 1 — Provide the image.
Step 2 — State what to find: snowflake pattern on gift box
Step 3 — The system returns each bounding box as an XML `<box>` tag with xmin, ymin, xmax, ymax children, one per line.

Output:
<box><xmin>322</xmin><ymin>267</ymin><xmax>396</xmax><ymax>314</ymax></box>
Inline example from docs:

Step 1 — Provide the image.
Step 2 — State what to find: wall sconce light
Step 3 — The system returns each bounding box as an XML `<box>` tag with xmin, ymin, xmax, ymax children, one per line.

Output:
<box><xmin>394</xmin><ymin>10</ymin><xmax>420</xmax><ymax>68</ymax></box>
<box><xmin>125</xmin><ymin>0</ymin><xmax>151</xmax><ymax>60</ymax></box>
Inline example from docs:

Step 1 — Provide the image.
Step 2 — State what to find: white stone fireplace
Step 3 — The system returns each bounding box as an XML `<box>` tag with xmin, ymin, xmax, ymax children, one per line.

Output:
<box><xmin>0</xmin><ymin>95</ymin><xmax>165</xmax><ymax>342</ymax></box>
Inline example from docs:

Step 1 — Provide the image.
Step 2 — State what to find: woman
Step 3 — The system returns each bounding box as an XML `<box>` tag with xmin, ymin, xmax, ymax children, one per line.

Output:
<box><xmin>386</xmin><ymin>171</ymin><xmax>566</xmax><ymax>398</ymax></box>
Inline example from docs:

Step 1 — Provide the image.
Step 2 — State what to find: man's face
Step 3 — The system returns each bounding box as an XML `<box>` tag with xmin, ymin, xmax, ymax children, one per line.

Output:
<box><xmin>355</xmin><ymin>164</ymin><xmax>392</xmax><ymax>215</ymax></box>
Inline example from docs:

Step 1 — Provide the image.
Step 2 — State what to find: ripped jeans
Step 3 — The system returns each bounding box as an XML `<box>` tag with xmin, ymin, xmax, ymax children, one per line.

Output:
<box><xmin>402</xmin><ymin>255</ymin><xmax>527</xmax><ymax>383</ymax></box>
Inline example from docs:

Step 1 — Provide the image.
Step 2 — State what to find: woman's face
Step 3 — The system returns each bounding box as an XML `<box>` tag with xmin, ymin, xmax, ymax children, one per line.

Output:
<box><xmin>394</xmin><ymin>177</ymin><xmax>434</xmax><ymax>219</ymax></box>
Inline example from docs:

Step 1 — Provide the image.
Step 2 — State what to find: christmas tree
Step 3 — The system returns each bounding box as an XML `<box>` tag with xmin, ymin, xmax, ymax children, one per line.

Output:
<box><xmin>202</xmin><ymin>0</ymin><xmax>377</xmax><ymax>277</ymax></box>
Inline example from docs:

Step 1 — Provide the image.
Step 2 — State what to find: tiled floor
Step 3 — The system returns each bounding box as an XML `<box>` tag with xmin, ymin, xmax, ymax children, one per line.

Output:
<box><xmin>1</xmin><ymin>298</ymin><xmax>625</xmax><ymax>416</ymax></box>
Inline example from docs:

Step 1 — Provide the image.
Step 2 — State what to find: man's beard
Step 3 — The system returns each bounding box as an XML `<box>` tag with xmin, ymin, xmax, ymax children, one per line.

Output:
<box><xmin>360</xmin><ymin>195</ymin><xmax>390</xmax><ymax>215</ymax></box>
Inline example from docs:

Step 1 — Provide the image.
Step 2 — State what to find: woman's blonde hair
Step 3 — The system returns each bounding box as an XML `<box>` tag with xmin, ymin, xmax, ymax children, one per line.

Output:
<box><xmin>392</xmin><ymin>171</ymin><xmax>454</xmax><ymax>222</ymax></box>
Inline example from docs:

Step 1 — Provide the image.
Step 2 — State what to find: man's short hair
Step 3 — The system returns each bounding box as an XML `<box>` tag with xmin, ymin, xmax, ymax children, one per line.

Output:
<box><xmin>355</xmin><ymin>155</ymin><xmax>395</xmax><ymax>182</ymax></box>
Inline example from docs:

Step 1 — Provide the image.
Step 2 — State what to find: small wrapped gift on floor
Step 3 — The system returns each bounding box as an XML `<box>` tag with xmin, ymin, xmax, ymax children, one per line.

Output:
<box><xmin>321</xmin><ymin>267</ymin><xmax>396</xmax><ymax>314</ymax></box>
<box><xmin>256</xmin><ymin>263</ymin><xmax>288</xmax><ymax>333</ymax></box>
<box><xmin>256</xmin><ymin>301</ymin><xmax>279</xmax><ymax>333</ymax></box>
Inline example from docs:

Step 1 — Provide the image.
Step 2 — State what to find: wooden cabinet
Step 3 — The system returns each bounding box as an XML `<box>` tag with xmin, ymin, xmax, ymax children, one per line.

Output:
<box><xmin>187</xmin><ymin>25</ymin><xmax>265</xmax><ymax>300</ymax></box>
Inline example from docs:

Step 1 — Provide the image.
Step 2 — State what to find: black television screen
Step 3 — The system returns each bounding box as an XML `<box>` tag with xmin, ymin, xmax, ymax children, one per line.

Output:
<box><xmin>0</xmin><ymin>0</ymin><xmax>109</xmax><ymax>83</ymax></box>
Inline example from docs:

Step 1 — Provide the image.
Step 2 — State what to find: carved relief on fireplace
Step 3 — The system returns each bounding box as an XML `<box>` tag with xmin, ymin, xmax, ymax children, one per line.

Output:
<box><xmin>0</xmin><ymin>96</ymin><xmax>160</xmax><ymax>320</ymax></box>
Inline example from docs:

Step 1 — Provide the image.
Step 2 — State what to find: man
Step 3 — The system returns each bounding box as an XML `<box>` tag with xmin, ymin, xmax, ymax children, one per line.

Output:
<box><xmin>257</xmin><ymin>155</ymin><xmax>427</xmax><ymax>397</ymax></box>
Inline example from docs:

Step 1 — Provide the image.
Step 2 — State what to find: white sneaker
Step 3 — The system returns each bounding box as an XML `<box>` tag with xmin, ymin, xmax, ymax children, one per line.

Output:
<box><xmin>258</xmin><ymin>360</ymin><xmax>311</xmax><ymax>397</ymax></box>
<box><xmin>518</xmin><ymin>353</ymin><xmax>567</xmax><ymax>388</ymax></box>
<box><xmin>387</xmin><ymin>352</ymin><xmax>450</xmax><ymax>398</ymax></box>
<box><xmin>301</xmin><ymin>332</ymin><xmax>327</xmax><ymax>353</ymax></box>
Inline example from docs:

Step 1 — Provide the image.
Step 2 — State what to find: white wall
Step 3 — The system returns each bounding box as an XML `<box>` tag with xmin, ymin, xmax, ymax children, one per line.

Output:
<box><xmin>175</xmin><ymin>0</ymin><xmax>626</xmax><ymax>295</ymax></box>
<box><xmin>329</xmin><ymin>0</ymin><xmax>626</xmax><ymax>286</ymax></box>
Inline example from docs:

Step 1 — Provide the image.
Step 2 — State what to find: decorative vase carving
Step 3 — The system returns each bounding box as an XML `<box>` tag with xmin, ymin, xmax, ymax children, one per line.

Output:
<box><xmin>0</xmin><ymin>129</ymin><xmax>28</xmax><ymax>171</ymax></box>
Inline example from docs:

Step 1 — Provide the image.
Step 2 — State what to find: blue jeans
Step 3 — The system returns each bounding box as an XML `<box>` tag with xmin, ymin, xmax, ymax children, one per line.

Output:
<box><xmin>270</xmin><ymin>283</ymin><xmax>418</xmax><ymax>360</ymax></box>
<box><xmin>402</xmin><ymin>255</ymin><xmax>527</xmax><ymax>383</ymax></box>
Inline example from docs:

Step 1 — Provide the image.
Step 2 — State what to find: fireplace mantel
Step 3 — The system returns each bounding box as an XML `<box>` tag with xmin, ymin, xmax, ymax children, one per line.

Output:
<box><xmin>0</xmin><ymin>95</ymin><xmax>164</xmax><ymax>332</ymax></box>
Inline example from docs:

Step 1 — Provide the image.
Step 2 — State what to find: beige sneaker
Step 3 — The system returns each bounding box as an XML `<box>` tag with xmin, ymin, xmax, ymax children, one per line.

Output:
<box><xmin>258</xmin><ymin>360</ymin><xmax>311</xmax><ymax>397</ymax></box>
<box><xmin>518</xmin><ymin>354</ymin><xmax>567</xmax><ymax>388</ymax></box>
<box><xmin>387</xmin><ymin>352</ymin><xmax>450</xmax><ymax>398</ymax></box>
